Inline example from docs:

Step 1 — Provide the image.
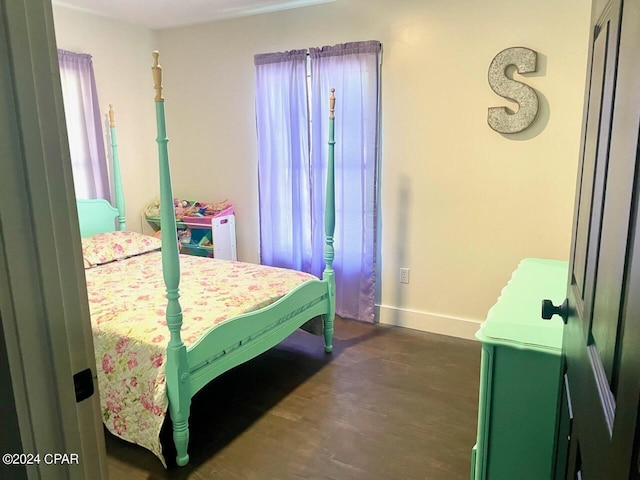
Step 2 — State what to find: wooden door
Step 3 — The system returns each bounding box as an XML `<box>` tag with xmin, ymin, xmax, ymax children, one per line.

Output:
<box><xmin>557</xmin><ymin>0</ymin><xmax>640</xmax><ymax>478</ymax></box>
<box><xmin>0</xmin><ymin>1</ymin><xmax>107</xmax><ymax>478</ymax></box>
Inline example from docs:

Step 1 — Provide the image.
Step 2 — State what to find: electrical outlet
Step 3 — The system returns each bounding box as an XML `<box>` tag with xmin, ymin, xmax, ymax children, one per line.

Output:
<box><xmin>400</xmin><ymin>268</ymin><xmax>410</xmax><ymax>284</ymax></box>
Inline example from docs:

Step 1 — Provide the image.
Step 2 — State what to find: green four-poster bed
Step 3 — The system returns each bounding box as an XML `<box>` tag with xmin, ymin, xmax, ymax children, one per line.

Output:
<box><xmin>76</xmin><ymin>51</ymin><xmax>336</xmax><ymax>467</ymax></box>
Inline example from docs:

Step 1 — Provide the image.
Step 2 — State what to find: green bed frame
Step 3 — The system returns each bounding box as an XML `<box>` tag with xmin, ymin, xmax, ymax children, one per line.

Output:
<box><xmin>76</xmin><ymin>51</ymin><xmax>336</xmax><ymax>467</ymax></box>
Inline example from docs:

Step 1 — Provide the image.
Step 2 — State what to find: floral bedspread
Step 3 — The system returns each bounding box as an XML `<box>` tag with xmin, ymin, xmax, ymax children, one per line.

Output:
<box><xmin>84</xmin><ymin>252</ymin><xmax>316</xmax><ymax>464</ymax></box>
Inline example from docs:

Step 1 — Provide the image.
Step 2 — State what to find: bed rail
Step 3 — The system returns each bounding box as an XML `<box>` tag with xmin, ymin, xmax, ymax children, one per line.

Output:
<box><xmin>151</xmin><ymin>50</ymin><xmax>336</xmax><ymax>466</ymax></box>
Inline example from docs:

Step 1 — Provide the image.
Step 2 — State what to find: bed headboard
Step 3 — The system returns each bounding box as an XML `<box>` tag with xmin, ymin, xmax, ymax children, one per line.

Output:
<box><xmin>77</xmin><ymin>198</ymin><xmax>119</xmax><ymax>237</ymax></box>
<box><xmin>76</xmin><ymin>104</ymin><xmax>126</xmax><ymax>237</ymax></box>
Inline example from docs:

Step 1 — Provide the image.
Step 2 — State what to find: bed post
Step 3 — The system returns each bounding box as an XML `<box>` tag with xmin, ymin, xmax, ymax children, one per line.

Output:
<box><xmin>108</xmin><ymin>105</ymin><xmax>126</xmax><ymax>231</ymax></box>
<box><xmin>152</xmin><ymin>51</ymin><xmax>191</xmax><ymax>467</ymax></box>
<box><xmin>323</xmin><ymin>88</ymin><xmax>336</xmax><ymax>353</ymax></box>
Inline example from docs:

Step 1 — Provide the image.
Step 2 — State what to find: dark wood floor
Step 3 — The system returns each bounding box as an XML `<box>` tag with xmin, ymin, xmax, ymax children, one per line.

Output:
<box><xmin>106</xmin><ymin>317</ymin><xmax>481</xmax><ymax>479</ymax></box>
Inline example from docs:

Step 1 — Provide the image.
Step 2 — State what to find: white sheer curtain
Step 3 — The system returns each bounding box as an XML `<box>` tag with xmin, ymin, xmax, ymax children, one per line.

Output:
<box><xmin>57</xmin><ymin>49</ymin><xmax>110</xmax><ymax>200</ymax></box>
<box><xmin>254</xmin><ymin>50</ymin><xmax>312</xmax><ymax>270</ymax></box>
<box><xmin>310</xmin><ymin>41</ymin><xmax>380</xmax><ymax>323</ymax></box>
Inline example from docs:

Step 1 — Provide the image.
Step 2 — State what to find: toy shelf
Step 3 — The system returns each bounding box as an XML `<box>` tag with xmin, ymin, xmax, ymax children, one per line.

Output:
<box><xmin>144</xmin><ymin>211</ymin><xmax>237</xmax><ymax>261</ymax></box>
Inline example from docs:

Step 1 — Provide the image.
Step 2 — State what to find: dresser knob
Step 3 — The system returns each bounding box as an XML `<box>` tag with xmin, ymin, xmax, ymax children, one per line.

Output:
<box><xmin>541</xmin><ymin>298</ymin><xmax>569</xmax><ymax>324</ymax></box>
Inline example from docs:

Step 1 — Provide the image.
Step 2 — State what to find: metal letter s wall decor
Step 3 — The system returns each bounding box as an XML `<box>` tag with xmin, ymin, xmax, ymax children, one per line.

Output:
<box><xmin>487</xmin><ymin>47</ymin><xmax>539</xmax><ymax>134</ymax></box>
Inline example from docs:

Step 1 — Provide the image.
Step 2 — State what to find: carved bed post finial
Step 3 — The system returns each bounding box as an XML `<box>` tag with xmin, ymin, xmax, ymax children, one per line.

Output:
<box><xmin>152</xmin><ymin>50</ymin><xmax>164</xmax><ymax>102</ymax></box>
<box><xmin>329</xmin><ymin>88</ymin><xmax>336</xmax><ymax>119</ymax></box>
<box><xmin>108</xmin><ymin>104</ymin><xmax>115</xmax><ymax>127</ymax></box>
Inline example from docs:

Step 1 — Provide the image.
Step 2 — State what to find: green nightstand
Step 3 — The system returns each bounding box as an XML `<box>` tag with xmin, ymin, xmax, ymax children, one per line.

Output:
<box><xmin>470</xmin><ymin>258</ymin><xmax>568</xmax><ymax>480</ymax></box>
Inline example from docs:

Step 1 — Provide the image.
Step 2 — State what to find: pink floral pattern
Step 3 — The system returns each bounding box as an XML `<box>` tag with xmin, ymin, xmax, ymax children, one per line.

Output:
<box><xmin>85</xmin><ymin>251</ymin><xmax>316</xmax><ymax>464</ymax></box>
<box><xmin>82</xmin><ymin>231</ymin><xmax>161</xmax><ymax>266</ymax></box>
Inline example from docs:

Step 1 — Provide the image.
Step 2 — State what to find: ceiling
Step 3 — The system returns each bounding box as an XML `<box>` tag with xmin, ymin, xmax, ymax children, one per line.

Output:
<box><xmin>53</xmin><ymin>0</ymin><xmax>335</xmax><ymax>29</ymax></box>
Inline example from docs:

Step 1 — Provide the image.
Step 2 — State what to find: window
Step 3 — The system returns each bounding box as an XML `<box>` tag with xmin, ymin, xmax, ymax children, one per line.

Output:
<box><xmin>58</xmin><ymin>49</ymin><xmax>110</xmax><ymax>200</ymax></box>
<box><xmin>254</xmin><ymin>41</ymin><xmax>381</xmax><ymax>322</ymax></box>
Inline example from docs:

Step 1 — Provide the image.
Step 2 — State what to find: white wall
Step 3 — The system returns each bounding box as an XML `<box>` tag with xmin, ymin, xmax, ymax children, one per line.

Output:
<box><xmin>157</xmin><ymin>0</ymin><xmax>592</xmax><ymax>338</ymax></box>
<box><xmin>53</xmin><ymin>0</ymin><xmax>593</xmax><ymax>339</ymax></box>
<box><xmin>52</xmin><ymin>6</ymin><xmax>159</xmax><ymax>233</ymax></box>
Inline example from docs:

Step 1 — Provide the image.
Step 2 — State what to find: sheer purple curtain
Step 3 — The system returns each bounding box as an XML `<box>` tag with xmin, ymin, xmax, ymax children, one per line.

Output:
<box><xmin>310</xmin><ymin>41</ymin><xmax>380</xmax><ymax>323</ymax></box>
<box><xmin>57</xmin><ymin>49</ymin><xmax>110</xmax><ymax>200</ymax></box>
<box><xmin>254</xmin><ymin>50</ymin><xmax>312</xmax><ymax>270</ymax></box>
<box><xmin>254</xmin><ymin>42</ymin><xmax>380</xmax><ymax>323</ymax></box>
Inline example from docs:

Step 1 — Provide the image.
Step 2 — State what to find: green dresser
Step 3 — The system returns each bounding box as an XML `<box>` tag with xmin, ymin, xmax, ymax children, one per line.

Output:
<box><xmin>470</xmin><ymin>258</ymin><xmax>568</xmax><ymax>480</ymax></box>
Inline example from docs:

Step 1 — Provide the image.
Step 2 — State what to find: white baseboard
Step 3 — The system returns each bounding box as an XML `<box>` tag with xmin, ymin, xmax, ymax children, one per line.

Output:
<box><xmin>375</xmin><ymin>304</ymin><xmax>481</xmax><ymax>341</ymax></box>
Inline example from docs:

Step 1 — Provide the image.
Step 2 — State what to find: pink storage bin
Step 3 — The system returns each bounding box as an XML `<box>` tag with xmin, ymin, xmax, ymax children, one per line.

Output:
<box><xmin>180</xmin><ymin>204</ymin><xmax>234</xmax><ymax>226</ymax></box>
